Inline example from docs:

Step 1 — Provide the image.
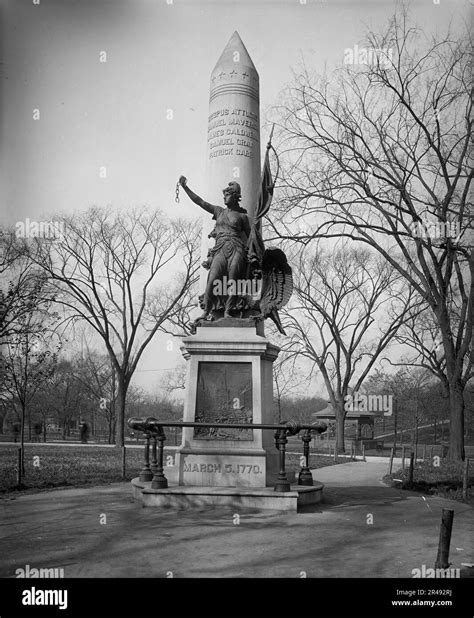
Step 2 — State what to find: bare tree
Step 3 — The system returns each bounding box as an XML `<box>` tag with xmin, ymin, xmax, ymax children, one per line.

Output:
<box><xmin>393</xmin><ymin>304</ymin><xmax>447</xmax><ymax>378</ymax></box>
<box><xmin>385</xmin><ymin>299</ymin><xmax>452</xmax><ymax>392</ymax></box>
<box><xmin>161</xmin><ymin>361</ymin><xmax>187</xmax><ymax>394</ymax></box>
<box><xmin>272</xmin><ymin>353</ymin><xmax>307</xmax><ymax>423</ymax></box>
<box><xmin>0</xmin><ymin>230</ymin><xmax>52</xmax><ymax>345</ymax></box>
<box><xmin>46</xmin><ymin>358</ymin><xmax>90</xmax><ymax>439</ymax></box>
<box><xmin>27</xmin><ymin>207</ymin><xmax>200</xmax><ymax>446</ymax></box>
<box><xmin>365</xmin><ymin>367</ymin><xmax>448</xmax><ymax>448</ymax></box>
<box><xmin>280</xmin><ymin>242</ymin><xmax>414</xmax><ymax>453</ymax></box>
<box><xmin>71</xmin><ymin>350</ymin><xmax>118</xmax><ymax>443</ymax></box>
<box><xmin>270</xmin><ymin>9</ymin><xmax>472</xmax><ymax>458</ymax></box>
<box><xmin>0</xmin><ymin>319</ymin><xmax>59</xmax><ymax>478</ymax></box>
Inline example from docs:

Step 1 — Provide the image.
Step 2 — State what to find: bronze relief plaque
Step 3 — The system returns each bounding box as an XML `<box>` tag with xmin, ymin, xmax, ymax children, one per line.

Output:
<box><xmin>194</xmin><ymin>361</ymin><xmax>253</xmax><ymax>440</ymax></box>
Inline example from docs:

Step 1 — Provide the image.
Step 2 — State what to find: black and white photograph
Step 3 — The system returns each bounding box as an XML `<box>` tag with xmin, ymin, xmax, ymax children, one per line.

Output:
<box><xmin>0</xmin><ymin>0</ymin><xmax>472</xmax><ymax>616</ymax></box>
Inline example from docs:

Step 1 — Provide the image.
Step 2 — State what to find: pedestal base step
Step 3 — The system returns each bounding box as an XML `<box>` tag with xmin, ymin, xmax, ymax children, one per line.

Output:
<box><xmin>131</xmin><ymin>478</ymin><xmax>323</xmax><ymax>512</ymax></box>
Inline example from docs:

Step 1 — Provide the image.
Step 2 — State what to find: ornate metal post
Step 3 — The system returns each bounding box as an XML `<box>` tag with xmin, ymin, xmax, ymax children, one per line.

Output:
<box><xmin>151</xmin><ymin>426</ymin><xmax>168</xmax><ymax>489</ymax></box>
<box><xmin>151</xmin><ymin>435</ymin><xmax>158</xmax><ymax>474</ymax></box>
<box><xmin>139</xmin><ymin>433</ymin><xmax>153</xmax><ymax>482</ymax></box>
<box><xmin>274</xmin><ymin>429</ymin><xmax>291</xmax><ymax>492</ymax></box>
<box><xmin>298</xmin><ymin>429</ymin><xmax>313</xmax><ymax>486</ymax></box>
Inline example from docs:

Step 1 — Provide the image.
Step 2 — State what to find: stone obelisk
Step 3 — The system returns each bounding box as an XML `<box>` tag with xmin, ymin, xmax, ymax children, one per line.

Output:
<box><xmin>206</xmin><ymin>31</ymin><xmax>260</xmax><ymax>218</ymax></box>
<box><xmin>199</xmin><ymin>31</ymin><xmax>261</xmax><ymax>289</ymax></box>
<box><xmin>175</xmin><ymin>33</ymin><xmax>280</xmax><ymax>488</ymax></box>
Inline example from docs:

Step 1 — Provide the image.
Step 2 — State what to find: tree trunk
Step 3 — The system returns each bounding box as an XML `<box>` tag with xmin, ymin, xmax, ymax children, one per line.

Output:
<box><xmin>335</xmin><ymin>403</ymin><xmax>346</xmax><ymax>454</ymax></box>
<box><xmin>438</xmin><ymin>305</ymin><xmax>466</xmax><ymax>460</ymax></box>
<box><xmin>20</xmin><ymin>402</ymin><xmax>26</xmax><ymax>477</ymax></box>
<box><xmin>447</xmin><ymin>377</ymin><xmax>465</xmax><ymax>460</ymax></box>
<box><xmin>115</xmin><ymin>377</ymin><xmax>127</xmax><ymax>447</ymax></box>
<box><xmin>415</xmin><ymin>414</ymin><xmax>419</xmax><ymax>456</ymax></box>
<box><xmin>393</xmin><ymin>400</ymin><xmax>398</xmax><ymax>451</ymax></box>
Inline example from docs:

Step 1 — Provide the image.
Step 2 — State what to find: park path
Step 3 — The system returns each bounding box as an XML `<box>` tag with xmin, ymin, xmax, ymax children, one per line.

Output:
<box><xmin>0</xmin><ymin>461</ymin><xmax>472</xmax><ymax>578</ymax></box>
<box><xmin>314</xmin><ymin>459</ymin><xmax>392</xmax><ymax>486</ymax></box>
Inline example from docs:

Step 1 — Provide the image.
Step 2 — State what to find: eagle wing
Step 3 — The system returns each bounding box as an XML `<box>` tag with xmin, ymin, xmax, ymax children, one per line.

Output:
<box><xmin>259</xmin><ymin>248</ymin><xmax>293</xmax><ymax>316</ymax></box>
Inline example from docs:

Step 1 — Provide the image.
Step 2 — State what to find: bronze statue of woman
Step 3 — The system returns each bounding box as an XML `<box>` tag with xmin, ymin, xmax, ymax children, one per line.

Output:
<box><xmin>178</xmin><ymin>175</ymin><xmax>252</xmax><ymax>320</ymax></box>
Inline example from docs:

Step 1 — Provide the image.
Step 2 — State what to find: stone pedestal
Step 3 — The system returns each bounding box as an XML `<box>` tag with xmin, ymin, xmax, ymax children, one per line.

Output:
<box><xmin>132</xmin><ymin>479</ymin><xmax>324</xmax><ymax>512</ymax></box>
<box><xmin>175</xmin><ymin>321</ymin><xmax>280</xmax><ymax>487</ymax></box>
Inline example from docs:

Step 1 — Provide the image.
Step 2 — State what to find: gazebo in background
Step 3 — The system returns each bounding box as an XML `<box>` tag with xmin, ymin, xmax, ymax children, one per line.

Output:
<box><xmin>312</xmin><ymin>402</ymin><xmax>377</xmax><ymax>448</ymax></box>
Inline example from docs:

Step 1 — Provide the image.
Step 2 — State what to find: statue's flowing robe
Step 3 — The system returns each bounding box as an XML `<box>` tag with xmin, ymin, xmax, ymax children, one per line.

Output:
<box><xmin>203</xmin><ymin>206</ymin><xmax>249</xmax><ymax>313</ymax></box>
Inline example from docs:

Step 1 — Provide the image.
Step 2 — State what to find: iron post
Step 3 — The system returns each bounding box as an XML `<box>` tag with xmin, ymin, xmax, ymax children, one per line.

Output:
<box><xmin>151</xmin><ymin>427</ymin><xmax>168</xmax><ymax>489</ymax></box>
<box><xmin>298</xmin><ymin>429</ymin><xmax>313</xmax><ymax>486</ymax></box>
<box><xmin>139</xmin><ymin>433</ymin><xmax>153</xmax><ymax>482</ymax></box>
<box><xmin>274</xmin><ymin>429</ymin><xmax>291</xmax><ymax>492</ymax></box>
<box><xmin>151</xmin><ymin>436</ymin><xmax>158</xmax><ymax>474</ymax></box>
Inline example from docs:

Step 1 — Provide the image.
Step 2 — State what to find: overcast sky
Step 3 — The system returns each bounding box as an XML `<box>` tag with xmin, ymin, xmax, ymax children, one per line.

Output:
<box><xmin>0</xmin><ymin>0</ymin><xmax>469</xmax><ymax>393</ymax></box>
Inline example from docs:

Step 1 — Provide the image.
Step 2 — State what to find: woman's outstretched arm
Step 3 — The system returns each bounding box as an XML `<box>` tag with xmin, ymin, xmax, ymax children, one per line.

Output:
<box><xmin>178</xmin><ymin>176</ymin><xmax>215</xmax><ymax>215</ymax></box>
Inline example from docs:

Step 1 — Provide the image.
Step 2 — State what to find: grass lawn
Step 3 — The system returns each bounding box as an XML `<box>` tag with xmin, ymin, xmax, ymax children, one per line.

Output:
<box><xmin>0</xmin><ymin>445</ymin><xmax>344</xmax><ymax>494</ymax></box>
<box><xmin>286</xmin><ymin>452</ymin><xmax>346</xmax><ymax>472</ymax></box>
<box><xmin>384</xmin><ymin>459</ymin><xmax>474</xmax><ymax>502</ymax></box>
<box><xmin>0</xmin><ymin>444</ymin><xmax>144</xmax><ymax>494</ymax></box>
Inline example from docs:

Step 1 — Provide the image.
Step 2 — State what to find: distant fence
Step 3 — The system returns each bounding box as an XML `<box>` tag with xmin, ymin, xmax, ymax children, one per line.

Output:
<box><xmin>307</xmin><ymin>439</ymin><xmax>474</xmax><ymax>461</ymax></box>
<box><xmin>0</xmin><ymin>427</ymin><xmax>183</xmax><ymax>446</ymax></box>
<box><xmin>306</xmin><ymin>438</ymin><xmax>454</xmax><ymax>459</ymax></box>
